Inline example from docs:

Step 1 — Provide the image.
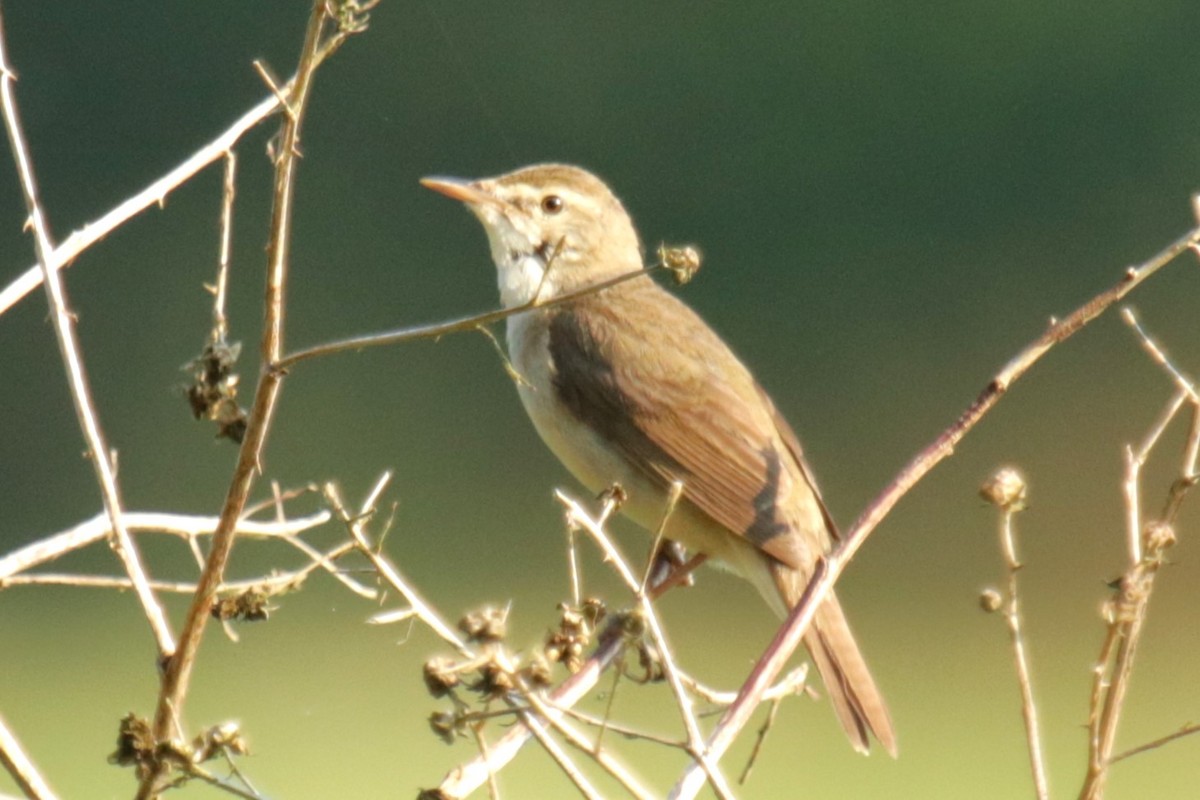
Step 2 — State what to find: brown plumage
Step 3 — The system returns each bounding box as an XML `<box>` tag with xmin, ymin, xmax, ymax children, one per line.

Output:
<box><xmin>422</xmin><ymin>164</ymin><xmax>896</xmax><ymax>756</ymax></box>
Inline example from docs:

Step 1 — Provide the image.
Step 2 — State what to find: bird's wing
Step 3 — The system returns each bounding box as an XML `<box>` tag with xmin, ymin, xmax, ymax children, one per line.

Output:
<box><xmin>548</xmin><ymin>283</ymin><xmax>832</xmax><ymax>570</ymax></box>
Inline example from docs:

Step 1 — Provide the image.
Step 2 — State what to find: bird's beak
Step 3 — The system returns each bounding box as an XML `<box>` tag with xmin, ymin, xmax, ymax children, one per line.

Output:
<box><xmin>420</xmin><ymin>176</ymin><xmax>500</xmax><ymax>208</ymax></box>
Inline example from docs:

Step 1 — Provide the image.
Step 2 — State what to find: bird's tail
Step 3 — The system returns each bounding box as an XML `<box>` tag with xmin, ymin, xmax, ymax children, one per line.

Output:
<box><xmin>775</xmin><ymin>564</ymin><xmax>897</xmax><ymax>757</ymax></box>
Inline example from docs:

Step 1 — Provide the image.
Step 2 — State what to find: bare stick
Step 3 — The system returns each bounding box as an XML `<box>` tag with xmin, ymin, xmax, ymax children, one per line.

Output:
<box><xmin>1122</xmin><ymin>391</ymin><xmax>1187</xmax><ymax>564</ymax></box>
<box><xmin>138</xmin><ymin>6</ymin><xmax>345</xmax><ymax>796</ymax></box>
<box><xmin>0</xmin><ymin>8</ymin><xmax>175</xmax><ymax>658</ymax></box>
<box><xmin>211</xmin><ymin>150</ymin><xmax>237</xmax><ymax>341</ymax></box>
<box><xmin>0</xmin><ymin>510</ymin><xmax>330</xmax><ymax>580</ymax></box>
<box><xmin>981</xmin><ymin>469</ymin><xmax>1049</xmax><ymax>800</ymax></box>
<box><xmin>671</xmin><ymin>221</ymin><xmax>1200</xmax><ymax>800</ymax></box>
<box><xmin>1110</xmin><ymin>723</ymin><xmax>1200</xmax><ymax>764</ymax></box>
<box><xmin>0</xmin><ymin>715</ymin><xmax>59</xmax><ymax>800</ymax></box>
<box><xmin>1121</xmin><ymin>308</ymin><xmax>1200</xmax><ymax>403</ymax></box>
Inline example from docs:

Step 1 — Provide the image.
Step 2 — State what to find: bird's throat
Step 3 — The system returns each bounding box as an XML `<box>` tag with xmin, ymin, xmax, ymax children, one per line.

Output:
<box><xmin>496</xmin><ymin>250</ymin><xmax>549</xmax><ymax>309</ymax></box>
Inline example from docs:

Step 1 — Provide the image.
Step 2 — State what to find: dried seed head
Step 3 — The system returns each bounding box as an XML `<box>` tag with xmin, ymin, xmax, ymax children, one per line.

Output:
<box><xmin>192</xmin><ymin>722</ymin><xmax>248</xmax><ymax>762</ymax></box>
<box><xmin>979</xmin><ymin>588</ymin><xmax>1003</xmax><ymax>613</ymax></box>
<box><xmin>523</xmin><ymin>652</ymin><xmax>553</xmax><ymax>689</ymax></box>
<box><xmin>980</xmin><ymin>467</ymin><xmax>1027</xmax><ymax>511</ymax></box>
<box><xmin>210</xmin><ymin>588</ymin><xmax>272</xmax><ymax>622</ymax></box>
<box><xmin>109</xmin><ymin>713</ymin><xmax>156</xmax><ymax>776</ymax></box>
<box><xmin>428</xmin><ymin>710</ymin><xmax>463</xmax><ymax>746</ymax></box>
<box><xmin>472</xmin><ymin>658</ymin><xmax>515</xmax><ymax>699</ymax></box>
<box><xmin>597</xmin><ymin>482</ymin><xmax>628</xmax><ymax>509</ymax></box>
<box><xmin>423</xmin><ymin>657</ymin><xmax>461</xmax><ymax>698</ymax></box>
<box><xmin>1143</xmin><ymin>521</ymin><xmax>1176</xmax><ymax>555</ymax></box>
<box><xmin>659</xmin><ymin>244</ymin><xmax>703</xmax><ymax>285</ymax></box>
<box><xmin>458</xmin><ymin>606</ymin><xmax>508</xmax><ymax>643</ymax></box>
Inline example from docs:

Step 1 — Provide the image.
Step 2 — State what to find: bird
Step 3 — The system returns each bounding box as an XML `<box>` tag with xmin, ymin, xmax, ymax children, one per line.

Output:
<box><xmin>421</xmin><ymin>163</ymin><xmax>896</xmax><ymax>756</ymax></box>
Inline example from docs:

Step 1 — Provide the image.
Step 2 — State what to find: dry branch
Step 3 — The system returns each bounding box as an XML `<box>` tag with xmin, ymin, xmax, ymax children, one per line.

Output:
<box><xmin>0</xmin><ymin>6</ymin><xmax>175</xmax><ymax>658</ymax></box>
<box><xmin>671</xmin><ymin>223</ymin><xmax>1200</xmax><ymax>799</ymax></box>
<box><xmin>136</xmin><ymin>4</ymin><xmax>366</xmax><ymax>797</ymax></box>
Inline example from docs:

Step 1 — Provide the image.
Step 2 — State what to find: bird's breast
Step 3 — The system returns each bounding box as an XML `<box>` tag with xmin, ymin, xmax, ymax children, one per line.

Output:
<box><xmin>506</xmin><ymin>310</ymin><xmax>626</xmax><ymax>495</ymax></box>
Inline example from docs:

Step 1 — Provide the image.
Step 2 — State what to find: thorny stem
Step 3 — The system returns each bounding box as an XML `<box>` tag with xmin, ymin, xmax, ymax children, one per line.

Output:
<box><xmin>0</xmin><ymin>7</ymin><xmax>175</xmax><ymax>657</ymax></box>
<box><xmin>138</xmin><ymin>4</ymin><xmax>343</xmax><ymax>797</ymax></box>
<box><xmin>671</xmin><ymin>221</ymin><xmax>1200</xmax><ymax>800</ymax></box>
<box><xmin>0</xmin><ymin>13</ymin><xmax>349</xmax><ymax>321</ymax></box>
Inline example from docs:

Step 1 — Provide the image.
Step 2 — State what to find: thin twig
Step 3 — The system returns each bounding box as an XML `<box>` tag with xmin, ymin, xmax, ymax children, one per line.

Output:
<box><xmin>1121</xmin><ymin>308</ymin><xmax>1200</xmax><ymax>403</ymax></box>
<box><xmin>677</xmin><ymin>667</ymin><xmax>808</xmax><ymax>710</ymax></box>
<box><xmin>325</xmin><ymin>475</ymin><xmax>469</xmax><ymax>654</ymax></box>
<box><xmin>178</xmin><ymin>762</ymin><xmax>265</xmax><ymax>800</ymax></box>
<box><xmin>737</xmin><ymin>696</ymin><xmax>781</xmax><ymax>785</ymax></box>
<box><xmin>211</xmin><ymin>150</ymin><xmax>237</xmax><ymax>341</ymax></box>
<box><xmin>672</xmin><ymin>222</ymin><xmax>1200</xmax><ymax>800</ymax></box>
<box><xmin>516</xmin><ymin>708</ymin><xmax>606</xmax><ymax>800</ymax></box>
<box><xmin>520</xmin><ymin>689</ymin><xmax>656</xmax><ymax>800</ymax></box>
<box><xmin>0</xmin><ymin>715</ymin><xmax>59</xmax><ymax>800</ymax></box>
<box><xmin>468</xmin><ymin>723</ymin><xmax>500</xmax><ymax>800</ymax></box>
<box><xmin>1110</xmin><ymin>722</ymin><xmax>1200</xmax><ymax>764</ymax></box>
<box><xmin>1121</xmin><ymin>392</ymin><xmax>1187</xmax><ymax>564</ymax></box>
<box><xmin>0</xmin><ymin>7</ymin><xmax>175</xmax><ymax>658</ymax></box>
<box><xmin>275</xmin><ymin>262</ymin><xmax>667</xmax><ymax>371</ymax></box>
<box><xmin>553</xmin><ymin>704</ymin><xmax>685</xmax><ymax>748</ymax></box>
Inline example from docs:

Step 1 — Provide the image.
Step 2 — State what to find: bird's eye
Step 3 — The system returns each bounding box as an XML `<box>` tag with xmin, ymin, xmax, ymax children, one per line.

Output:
<box><xmin>540</xmin><ymin>194</ymin><xmax>564</xmax><ymax>214</ymax></box>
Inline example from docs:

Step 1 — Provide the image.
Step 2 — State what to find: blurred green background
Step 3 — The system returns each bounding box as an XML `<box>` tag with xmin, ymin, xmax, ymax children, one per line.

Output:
<box><xmin>2</xmin><ymin>2</ymin><xmax>1199</xmax><ymax>797</ymax></box>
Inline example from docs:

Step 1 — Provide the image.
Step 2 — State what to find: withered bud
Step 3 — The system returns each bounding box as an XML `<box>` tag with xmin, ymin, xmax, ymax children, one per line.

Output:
<box><xmin>1143</xmin><ymin>521</ymin><xmax>1176</xmax><ymax>555</ymax></box>
<box><xmin>109</xmin><ymin>713</ymin><xmax>155</xmax><ymax>773</ymax></box>
<box><xmin>472</xmin><ymin>658</ymin><xmax>515</xmax><ymax>699</ymax></box>
<box><xmin>423</xmin><ymin>657</ymin><xmax>461</xmax><ymax>698</ymax></box>
<box><xmin>192</xmin><ymin>722</ymin><xmax>248</xmax><ymax>762</ymax></box>
<box><xmin>619</xmin><ymin>609</ymin><xmax>648</xmax><ymax>641</ymax></box>
<box><xmin>627</xmin><ymin>640</ymin><xmax>665</xmax><ymax>684</ymax></box>
<box><xmin>522</xmin><ymin>652</ymin><xmax>553</xmax><ymax>689</ymax></box>
<box><xmin>597</xmin><ymin>483</ymin><xmax>628</xmax><ymax>509</ymax></box>
<box><xmin>980</xmin><ymin>468</ymin><xmax>1027</xmax><ymax>511</ymax></box>
<box><xmin>458</xmin><ymin>606</ymin><xmax>508</xmax><ymax>643</ymax></box>
<box><xmin>581</xmin><ymin>597</ymin><xmax>607</xmax><ymax>626</ymax></box>
<box><xmin>184</xmin><ymin>338</ymin><xmax>247</xmax><ymax>443</ymax></box>
<box><xmin>979</xmin><ymin>588</ymin><xmax>1003</xmax><ymax>613</ymax></box>
<box><xmin>428</xmin><ymin>710</ymin><xmax>463</xmax><ymax>746</ymax></box>
<box><xmin>659</xmin><ymin>244</ymin><xmax>703</xmax><ymax>285</ymax></box>
<box><xmin>211</xmin><ymin>588</ymin><xmax>272</xmax><ymax>622</ymax></box>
